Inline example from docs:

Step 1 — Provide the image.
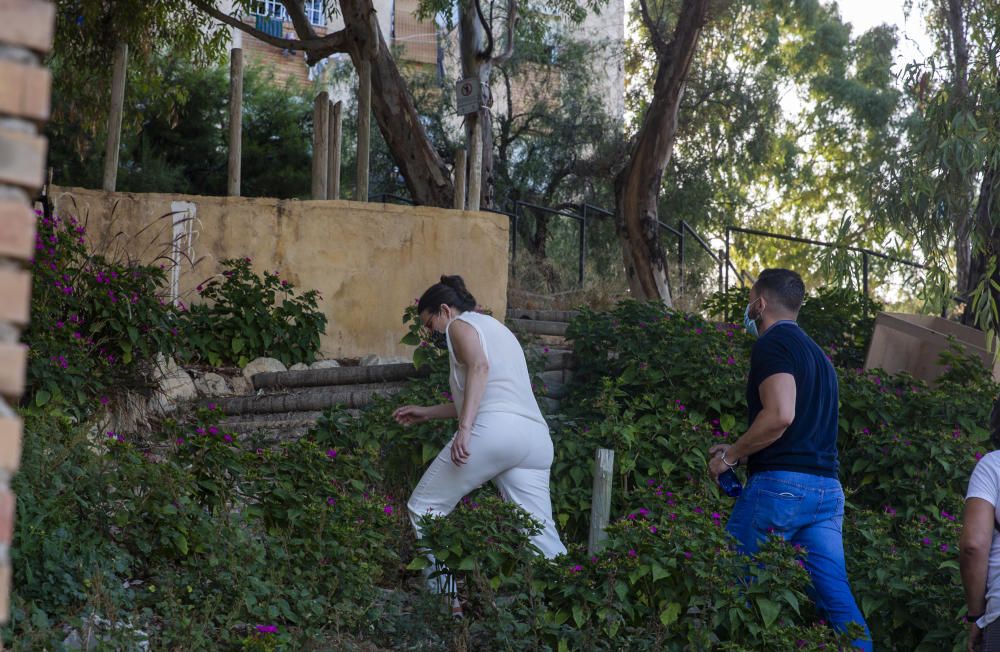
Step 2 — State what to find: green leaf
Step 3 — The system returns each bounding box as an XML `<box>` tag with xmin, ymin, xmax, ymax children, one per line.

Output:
<box><xmin>34</xmin><ymin>390</ymin><xmax>51</xmax><ymax>407</ymax></box>
<box><xmin>406</xmin><ymin>557</ymin><xmax>430</xmax><ymax>571</ymax></box>
<box><xmin>401</xmin><ymin>332</ymin><xmax>421</xmax><ymax>346</ymax></box>
<box><xmin>232</xmin><ymin>338</ymin><xmax>245</xmax><ymax>354</ymax></box>
<box><xmin>458</xmin><ymin>557</ymin><xmax>476</xmax><ymax>571</ymax></box>
<box><xmin>572</xmin><ymin>604</ymin><xmax>585</xmax><ymax>627</ymax></box>
<box><xmin>659</xmin><ymin>602</ymin><xmax>681</xmax><ymax>627</ymax></box>
<box><xmin>756</xmin><ymin>597</ymin><xmax>781</xmax><ymax>628</ymax></box>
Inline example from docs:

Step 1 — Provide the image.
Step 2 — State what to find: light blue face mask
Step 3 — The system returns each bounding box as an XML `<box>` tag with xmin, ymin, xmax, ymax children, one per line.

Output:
<box><xmin>743</xmin><ymin>299</ymin><xmax>761</xmax><ymax>337</ymax></box>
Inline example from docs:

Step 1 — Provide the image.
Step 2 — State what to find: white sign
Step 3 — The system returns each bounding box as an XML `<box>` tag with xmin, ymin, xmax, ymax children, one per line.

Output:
<box><xmin>456</xmin><ymin>77</ymin><xmax>486</xmax><ymax>115</ymax></box>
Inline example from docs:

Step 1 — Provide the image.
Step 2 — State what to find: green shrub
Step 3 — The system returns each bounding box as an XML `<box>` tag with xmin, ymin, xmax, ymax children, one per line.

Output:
<box><xmin>177</xmin><ymin>257</ymin><xmax>327</xmax><ymax>367</ymax></box>
<box><xmin>24</xmin><ymin>210</ymin><xmax>178</xmax><ymax>419</ymax></box>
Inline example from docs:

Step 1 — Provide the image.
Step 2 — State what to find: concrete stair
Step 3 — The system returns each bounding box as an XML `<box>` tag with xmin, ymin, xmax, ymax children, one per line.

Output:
<box><xmin>215</xmin><ymin>344</ymin><xmax>576</xmax><ymax>442</ymax></box>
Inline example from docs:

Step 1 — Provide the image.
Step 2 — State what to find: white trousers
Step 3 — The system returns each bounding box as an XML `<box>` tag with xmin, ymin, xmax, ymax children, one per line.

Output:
<box><xmin>407</xmin><ymin>412</ymin><xmax>567</xmax><ymax>591</ymax></box>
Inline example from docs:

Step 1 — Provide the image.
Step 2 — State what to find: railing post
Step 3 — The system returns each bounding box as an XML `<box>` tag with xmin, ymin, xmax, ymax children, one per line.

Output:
<box><xmin>453</xmin><ymin>148</ymin><xmax>466</xmax><ymax>210</ymax></box>
<box><xmin>579</xmin><ymin>205</ymin><xmax>587</xmax><ymax>286</ymax></box>
<box><xmin>588</xmin><ymin>448</ymin><xmax>614</xmax><ymax>555</ymax></box>
<box><xmin>511</xmin><ymin>201</ymin><xmax>519</xmax><ymax>264</ymax></box>
<box><xmin>862</xmin><ymin>251</ymin><xmax>870</xmax><ymax>297</ymax></box>
<box><xmin>678</xmin><ymin>222</ymin><xmax>685</xmax><ymax>301</ymax></box>
<box><xmin>724</xmin><ymin>227</ymin><xmax>731</xmax><ymax>322</ymax></box>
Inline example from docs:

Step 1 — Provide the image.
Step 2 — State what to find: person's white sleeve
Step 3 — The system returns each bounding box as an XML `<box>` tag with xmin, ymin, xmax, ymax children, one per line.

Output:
<box><xmin>967</xmin><ymin>454</ymin><xmax>1000</xmax><ymax>506</ymax></box>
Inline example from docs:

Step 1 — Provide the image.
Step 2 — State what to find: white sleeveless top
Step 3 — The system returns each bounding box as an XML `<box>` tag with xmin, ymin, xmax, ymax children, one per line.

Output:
<box><xmin>444</xmin><ymin>312</ymin><xmax>547</xmax><ymax>427</ymax></box>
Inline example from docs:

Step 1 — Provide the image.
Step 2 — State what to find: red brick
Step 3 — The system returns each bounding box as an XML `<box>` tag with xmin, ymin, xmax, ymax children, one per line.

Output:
<box><xmin>0</xmin><ymin>201</ymin><xmax>35</xmax><ymax>260</ymax></box>
<box><xmin>0</xmin><ymin>343</ymin><xmax>27</xmax><ymax>398</ymax></box>
<box><xmin>0</xmin><ymin>1</ymin><xmax>55</xmax><ymax>52</ymax></box>
<box><xmin>0</xmin><ymin>59</ymin><xmax>51</xmax><ymax>121</ymax></box>
<box><xmin>0</xmin><ymin>128</ymin><xmax>47</xmax><ymax>191</ymax></box>
<box><xmin>0</xmin><ymin>418</ymin><xmax>22</xmax><ymax>474</ymax></box>
<box><xmin>0</xmin><ymin>268</ymin><xmax>31</xmax><ymax>326</ymax></box>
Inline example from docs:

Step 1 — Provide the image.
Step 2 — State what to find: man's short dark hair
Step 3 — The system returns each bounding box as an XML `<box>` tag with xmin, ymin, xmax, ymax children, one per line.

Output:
<box><xmin>755</xmin><ymin>268</ymin><xmax>805</xmax><ymax>313</ymax></box>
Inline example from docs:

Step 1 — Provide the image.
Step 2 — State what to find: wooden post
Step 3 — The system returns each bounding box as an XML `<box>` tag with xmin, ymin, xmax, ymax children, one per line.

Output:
<box><xmin>588</xmin><ymin>448</ymin><xmax>614</xmax><ymax>555</ymax></box>
<box><xmin>356</xmin><ymin>61</ymin><xmax>371</xmax><ymax>202</ymax></box>
<box><xmin>328</xmin><ymin>100</ymin><xmax>342</xmax><ymax>199</ymax></box>
<box><xmin>466</xmin><ymin>114</ymin><xmax>482</xmax><ymax>211</ymax></box>
<box><xmin>311</xmin><ymin>90</ymin><xmax>329</xmax><ymax>199</ymax></box>
<box><xmin>227</xmin><ymin>48</ymin><xmax>244</xmax><ymax>197</ymax></box>
<box><xmin>102</xmin><ymin>43</ymin><xmax>128</xmax><ymax>192</ymax></box>
<box><xmin>453</xmin><ymin>148</ymin><xmax>466</xmax><ymax>210</ymax></box>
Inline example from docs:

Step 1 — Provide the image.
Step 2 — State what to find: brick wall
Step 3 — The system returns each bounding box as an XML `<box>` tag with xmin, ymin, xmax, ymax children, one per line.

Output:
<box><xmin>393</xmin><ymin>0</ymin><xmax>438</xmax><ymax>66</ymax></box>
<box><xmin>0</xmin><ymin>0</ymin><xmax>54</xmax><ymax>623</ymax></box>
<box><xmin>240</xmin><ymin>19</ymin><xmax>330</xmax><ymax>87</ymax></box>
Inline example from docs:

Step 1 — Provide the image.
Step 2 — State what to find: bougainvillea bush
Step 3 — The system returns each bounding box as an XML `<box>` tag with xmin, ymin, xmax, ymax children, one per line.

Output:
<box><xmin>13</xmin><ymin>236</ymin><xmax>994</xmax><ymax>651</ymax></box>
<box><xmin>24</xmin><ymin>211</ymin><xmax>326</xmax><ymax>420</ymax></box>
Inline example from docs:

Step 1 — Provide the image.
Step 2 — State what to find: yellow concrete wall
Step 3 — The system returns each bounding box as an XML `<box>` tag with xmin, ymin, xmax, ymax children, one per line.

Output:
<box><xmin>49</xmin><ymin>187</ymin><xmax>509</xmax><ymax>360</ymax></box>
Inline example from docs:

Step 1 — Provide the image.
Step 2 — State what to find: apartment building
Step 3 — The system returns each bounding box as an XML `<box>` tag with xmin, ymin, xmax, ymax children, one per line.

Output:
<box><xmin>216</xmin><ymin>0</ymin><xmax>623</xmax><ymax>121</ymax></box>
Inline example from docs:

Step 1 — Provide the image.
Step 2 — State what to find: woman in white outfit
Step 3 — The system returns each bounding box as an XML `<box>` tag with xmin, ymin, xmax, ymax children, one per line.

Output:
<box><xmin>394</xmin><ymin>276</ymin><xmax>567</xmax><ymax>600</ymax></box>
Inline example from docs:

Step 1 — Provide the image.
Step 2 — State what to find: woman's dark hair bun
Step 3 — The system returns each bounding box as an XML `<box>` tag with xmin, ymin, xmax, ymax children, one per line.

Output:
<box><xmin>417</xmin><ymin>275</ymin><xmax>477</xmax><ymax>314</ymax></box>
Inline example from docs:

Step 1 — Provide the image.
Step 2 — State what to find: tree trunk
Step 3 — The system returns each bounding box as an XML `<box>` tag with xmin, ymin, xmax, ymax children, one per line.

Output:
<box><xmin>196</xmin><ymin>0</ymin><xmax>455</xmax><ymax>207</ymax></box>
<box><xmin>339</xmin><ymin>0</ymin><xmax>454</xmax><ymax>206</ymax></box>
<box><xmin>944</xmin><ymin>0</ymin><xmax>975</xmax><ymax>299</ymax></box>
<box><xmin>459</xmin><ymin>0</ymin><xmax>496</xmax><ymax>210</ymax></box>
<box><xmin>613</xmin><ymin>0</ymin><xmax>710</xmax><ymax>304</ymax></box>
<box><xmin>962</xmin><ymin>162</ymin><xmax>999</xmax><ymax>325</ymax></box>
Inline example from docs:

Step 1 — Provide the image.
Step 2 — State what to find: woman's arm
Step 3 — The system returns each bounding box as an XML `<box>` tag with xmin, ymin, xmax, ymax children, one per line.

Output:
<box><xmin>961</xmin><ymin>497</ymin><xmax>994</xmax><ymax>619</ymax></box>
<box><xmin>448</xmin><ymin>320</ymin><xmax>489</xmax><ymax>465</ymax></box>
<box><xmin>392</xmin><ymin>402</ymin><xmax>457</xmax><ymax>425</ymax></box>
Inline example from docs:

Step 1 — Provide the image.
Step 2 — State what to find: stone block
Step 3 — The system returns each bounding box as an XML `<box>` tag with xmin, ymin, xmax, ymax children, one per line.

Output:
<box><xmin>0</xmin><ymin>202</ymin><xmax>35</xmax><ymax>260</ymax></box>
<box><xmin>0</xmin><ymin>128</ymin><xmax>46</xmax><ymax>191</ymax></box>
<box><xmin>194</xmin><ymin>372</ymin><xmax>231</xmax><ymax>397</ymax></box>
<box><xmin>0</xmin><ymin>267</ymin><xmax>31</xmax><ymax>325</ymax></box>
<box><xmin>0</xmin><ymin>1</ymin><xmax>56</xmax><ymax>52</ymax></box>
<box><xmin>0</xmin><ymin>343</ymin><xmax>26</xmax><ymax>397</ymax></box>
<box><xmin>0</xmin><ymin>59</ymin><xmax>50</xmax><ymax>121</ymax></box>
<box><xmin>0</xmin><ymin>417</ymin><xmax>22</xmax><ymax>473</ymax></box>
<box><xmin>243</xmin><ymin>357</ymin><xmax>287</xmax><ymax>381</ymax></box>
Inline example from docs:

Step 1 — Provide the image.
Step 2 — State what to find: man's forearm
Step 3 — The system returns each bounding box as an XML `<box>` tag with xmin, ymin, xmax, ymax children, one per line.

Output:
<box><xmin>726</xmin><ymin>409</ymin><xmax>790</xmax><ymax>461</ymax></box>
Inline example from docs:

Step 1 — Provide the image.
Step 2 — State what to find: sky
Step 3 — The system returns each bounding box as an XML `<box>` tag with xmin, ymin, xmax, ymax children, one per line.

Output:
<box><xmin>833</xmin><ymin>0</ymin><xmax>935</xmax><ymax>67</ymax></box>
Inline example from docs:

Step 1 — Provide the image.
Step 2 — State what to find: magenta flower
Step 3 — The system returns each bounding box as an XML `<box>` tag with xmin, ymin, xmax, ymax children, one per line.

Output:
<box><xmin>255</xmin><ymin>625</ymin><xmax>278</xmax><ymax>634</ymax></box>
<box><xmin>223</xmin><ymin>434</ymin><xmax>233</xmax><ymax>443</ymax></box>
<box><xmin>99</xmin><ymin>396</ymin><xmax>110</xmax><ymax>405</ymax></box>
<box><xmin>627</xmin><ymin>549</ymin><xmax>637</xmax><ymax>558</ymax></box>
<box><xmin>208</xmin><ymin>426</ymin><xmax>219</xmax><ymax>435</ymax></box>
<box><xmin>570</xmin><ymin>564</ymin><xmax>583</xmax><ymax>573</ymax></box>
<box><xmin>384</xmin><ymin>505</ymin><xmax>393</xmax><ymax>516</ymax></box>
<box><xmin>327</xmin><ymin>497</ymin><xmax>337</xmax><ymax>506</ymax></box>
<box><xmin>922</xmin><ymin>537</ymin><xmax>932</xmax><ymax>546</ymax></box>
<box><xmin>683</xmin><ymin>551</ymin><xmax>692</xmax><ymax>559</ymax></box>
<box><xmin>649</xmin><ymin>526</ymin><xmax>658</xmax><ymax>534</ymax></box>
<box><xmin>176</xmin><ymin>437</ymin><xmax>185</xmax><ymax>445</ymax></box>
<box><xmin>327</xmin><ymin>449</ymin><xmax>338</xmax><ymax>459</ymax></box>
<box><xmin>940</xmin><ymin>543</ymin><xmax>950</xmax><ymax>552</ymax></box>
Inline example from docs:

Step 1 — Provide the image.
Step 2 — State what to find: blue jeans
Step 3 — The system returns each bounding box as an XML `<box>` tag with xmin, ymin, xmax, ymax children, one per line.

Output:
<box><xmin>725</xmin><ymin>470</ymin><xmax>873</xmax><ymax>651</ymax></box>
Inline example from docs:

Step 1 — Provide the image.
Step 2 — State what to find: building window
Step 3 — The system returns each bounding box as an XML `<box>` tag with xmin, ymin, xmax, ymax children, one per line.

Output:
<box><xmin>252</xmin><ymin>1</ymin><xmax>326</xmax><ymax>26</ymax></box>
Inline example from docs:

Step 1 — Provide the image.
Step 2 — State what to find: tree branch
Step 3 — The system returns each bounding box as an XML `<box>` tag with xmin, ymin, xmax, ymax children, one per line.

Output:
<box><xmin>192</xmin><ymin>0</ymin><xmax>351</xmax><ymax>63</ymax></box>
<box><xmin>638</xmin><ymin>0</ymin><xmax>669</xmax><ymax>58</ymax></box>
<box><xmin>474</xmin><ymin>0</ymin><xmax>495</xmax><ymax>60</ymax></box>
<box><xmin>492</xmin><ymin>0</ymin><xmax>518</xmax><ymax>66</ymax></box>
<box><xmin>282</xmin><ymin>0</ymin><xmax>320</xmax><ymax>41</ymax></box>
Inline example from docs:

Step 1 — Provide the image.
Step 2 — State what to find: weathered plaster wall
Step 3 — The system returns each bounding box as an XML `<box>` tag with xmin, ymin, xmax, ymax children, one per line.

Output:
<box><xmin>50</xmin><ymin>187</ymin><xmax>509</xmax><ymax>359</ymax></box>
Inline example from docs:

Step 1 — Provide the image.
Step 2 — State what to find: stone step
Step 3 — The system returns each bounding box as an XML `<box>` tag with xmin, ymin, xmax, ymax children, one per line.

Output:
<box><xmin>221</xmin><ymin>411</ymin><xmax>325</xmax><ymax>439</ymax></box>
<box><xmin>506</xmin><ymin>308</ymin><xmax>580</xmax><ymax>323</ymax></box>
<box><xmin>252</xmin><ymin>362</ymin><xmax>425</xmax><ymax>391</ymax></box>
<box><xmin>207</xmin><ymin>382</ymin><xmax>408</xmax><ymax>415</ymax></box>
<box><xmin>508</xmin><ymin>318</ymin><xmax>569</xmax><ymax>337</ymax></box>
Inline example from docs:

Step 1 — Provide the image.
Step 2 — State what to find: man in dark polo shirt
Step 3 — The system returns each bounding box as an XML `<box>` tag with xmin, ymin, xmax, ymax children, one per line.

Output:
<box><xmin>707</xmin><ymin>268</ymin><xmax>872</xmax><ymax>651</ymax></box>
